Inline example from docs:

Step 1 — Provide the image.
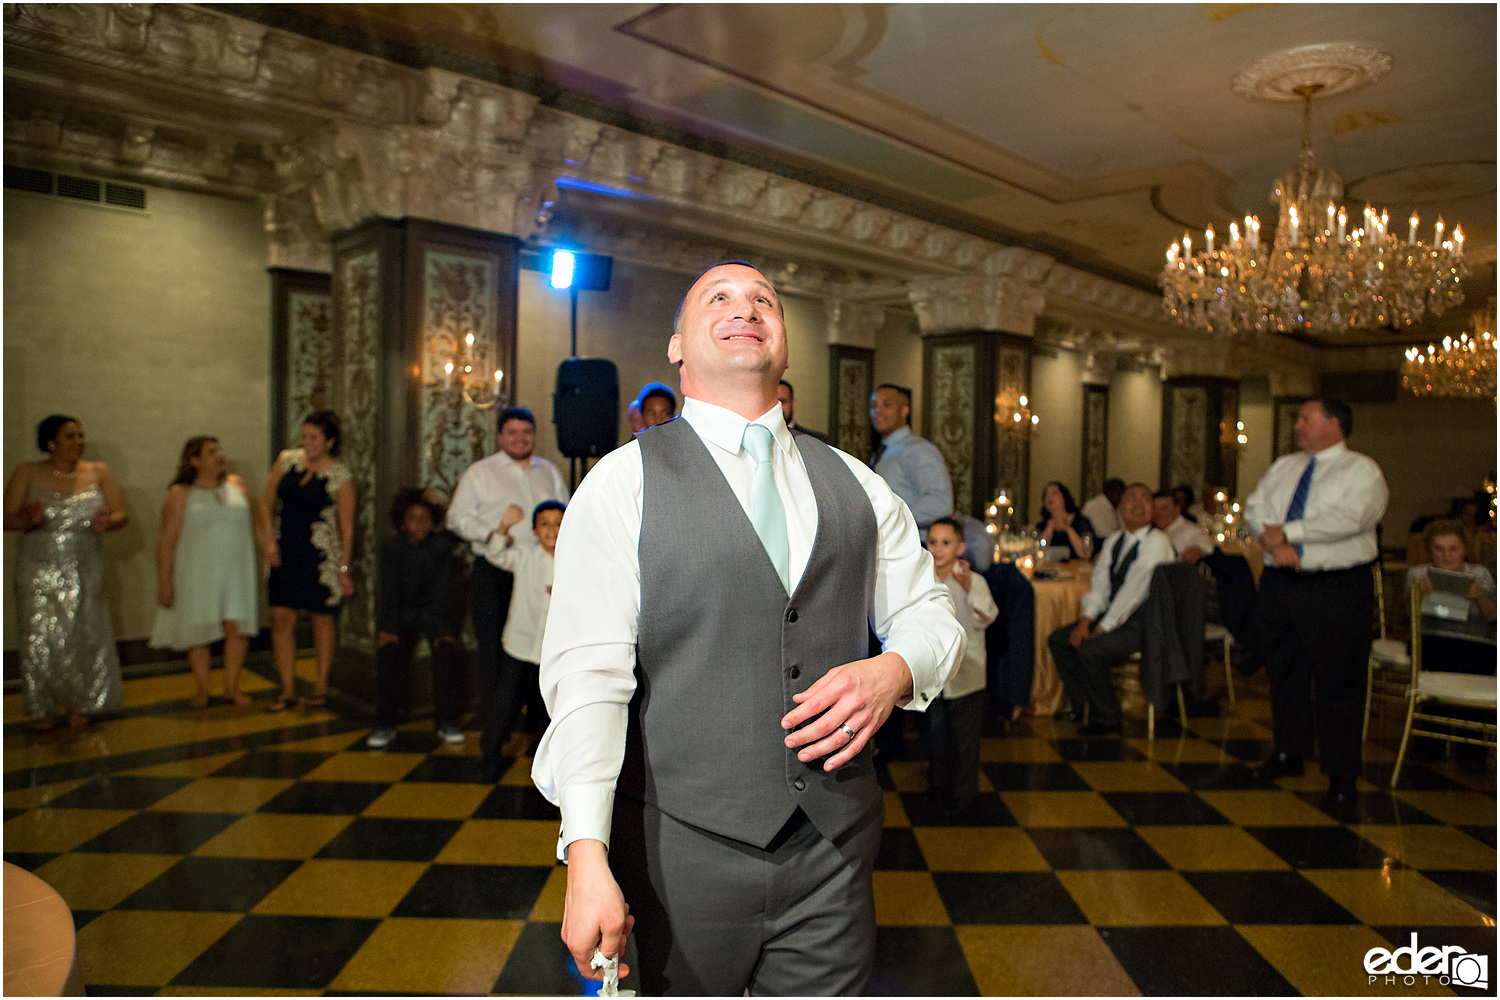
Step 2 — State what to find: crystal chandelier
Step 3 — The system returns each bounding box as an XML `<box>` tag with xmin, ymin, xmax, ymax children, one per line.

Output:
<box><xmin>1402</xmin><ymin>300</ymin><xmax>1496</xmax><ymax>400</ymax></box>
<box><xmin>1161</xmin><ymin>84</ymin><xmax>1469</xmax><ymax>337</ymax></box>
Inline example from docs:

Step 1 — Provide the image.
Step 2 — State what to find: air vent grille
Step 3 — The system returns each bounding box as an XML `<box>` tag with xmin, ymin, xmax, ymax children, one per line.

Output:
<box><xmin>4</xmin><ymin>166</ymin><xmax>148</xmax><ymax>211</ymax></box>
<box><xmin>3</xmin><ymin>165</ymin><xmax>54</xmax><ymax>194</ymax></box>
<box><xmin>56</xmin><ymin>175</ymin><xmax>102</xmax><ymax>202</ymax></box>
<box><xmin>104</xmin><ymin>183</ymin><xmax>147</xmax><ymax>210</ymax></box>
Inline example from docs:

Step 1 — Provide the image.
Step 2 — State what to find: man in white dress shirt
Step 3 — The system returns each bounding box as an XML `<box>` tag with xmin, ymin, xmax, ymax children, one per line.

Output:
<box><xmin>534</xmin><ymin>262</ymin><xmax>963</xmax><ymax>995</ymax></box>
<box><xmin>1047</xmin><ymin>483</ymin><xmax>1176</xmax><ymax>734</ymax></box>
<box><xmin>1081</xmin><ymin>477</ymin><xmax>1126</xmax><ymax>538</ymax></box>
<box><xmin>1152</xmin><ymin>490</ymin><xmax>1214</xmax><ymax>563</ymax></box>
<box><xmin>1243</xmin><ymin>397</ymin><xmax>1388</xmax><ymax>809</ymax></box>
<box><xmin>447</xmin><ymin>407</ymin><xmax>569</xmax><ymax>780</ymax></box>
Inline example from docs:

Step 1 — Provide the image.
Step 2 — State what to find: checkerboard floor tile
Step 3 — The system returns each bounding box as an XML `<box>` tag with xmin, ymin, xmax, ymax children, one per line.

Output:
<box><xmin>5</xmin><ymin>660</ymin><xmax>1494</xmax><ymax>995</ymax></box>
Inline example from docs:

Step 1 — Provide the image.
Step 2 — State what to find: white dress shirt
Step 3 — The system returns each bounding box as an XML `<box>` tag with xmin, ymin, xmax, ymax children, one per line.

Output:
<box><xmin>1163</xmin><ymin>515</ymin><xmax>1213</xmax><ymax>560</ymax></box>
<box><xmin>533</xmin><ymin>397</ymin><xmax>964</xmax><ymax>858</ymax></box>
<box><xmin>447</xmin><ymin>450</ymin><xmax>570</xmax><ymax>555</ymax></box>
<box><xmin>1080</xmin><ymin>525</ymin><xmax>1177</xmax><ymax>632</ymax></box>
<box><xmin>1243</xmin><ymin>440</ymin><xmax>1388</xmax><ymax>571</ymax></box>
<box><xmin>939</xmin><ymin>570</ymin><xmax>998</xmax><ymax>699</ymax></box>
<box><xmin>1080</xmin><ymin>493</ymin><xmax>1122</xmax><ymax>537</ymax></box>
<box><xmin>483</xmin><ymin>534</ymin><xmax>555</xmax><ymax>663</ymax></box>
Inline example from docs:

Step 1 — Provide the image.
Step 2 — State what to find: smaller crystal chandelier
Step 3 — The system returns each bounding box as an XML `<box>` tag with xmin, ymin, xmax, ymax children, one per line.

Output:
<box><xmin>426</xmin><ymin>329</ymin><xmax>506</xmax><ymax>409</ymax></box>
<box><xmin>1402</xmin><ymin>300</ymin><xmax>1496</xmax><ymax>400</ymax></box>
<box><xmin>995</xmin><ymin>390</ymin><xmax>1039</xmax><ymax>439</ymax></box>
<box><xmin>1161</xmin><ymin>79</ymin><xmax>1468</xmax><ymax>337</ymax></box>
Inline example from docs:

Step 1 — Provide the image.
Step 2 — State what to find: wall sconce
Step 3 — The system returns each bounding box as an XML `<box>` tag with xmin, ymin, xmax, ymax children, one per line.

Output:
<box><xmin>427</xmin><ymin>328</ymin><xmax>507</xmax><ymax>410</ymax></box>
<box><xmin>1219</xmin><ymin>418</ymin><xmax>1247</xmax><ymax>457</ymax></box>
<box><xmin>995</xmin><ymin>390</ymin><xmax>1039</xmax><ymax>439</ymax></box>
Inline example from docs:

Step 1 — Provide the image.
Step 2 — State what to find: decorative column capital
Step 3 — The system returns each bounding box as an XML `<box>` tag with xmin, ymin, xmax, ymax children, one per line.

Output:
<box><xmin>267</xmin><ymin>87</ymin><xmax>552</xmax><ymax>241</ymax></box>
<box><xmin>907</xmin><ymin>274</ymin><xmax>1047</xmax><ymax>337</ymax></box>
<box><xmin>824</xmin><ymin>299</ymin><xmax>886</xmax><ymax>349</ymax></box>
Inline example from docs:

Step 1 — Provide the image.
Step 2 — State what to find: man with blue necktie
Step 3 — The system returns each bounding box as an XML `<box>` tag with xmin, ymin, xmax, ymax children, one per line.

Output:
<box><xmin>1244</xmin><ymin>397</ymin><xmax>1388</xmax><ymax>810</ymax></box>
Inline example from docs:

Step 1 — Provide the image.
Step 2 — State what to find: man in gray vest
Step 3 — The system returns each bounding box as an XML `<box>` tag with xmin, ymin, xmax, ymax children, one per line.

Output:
<box><xmin>532</xmin><ymin>261</ymin><xmax>963</xmax><ymax>995</ymax></box>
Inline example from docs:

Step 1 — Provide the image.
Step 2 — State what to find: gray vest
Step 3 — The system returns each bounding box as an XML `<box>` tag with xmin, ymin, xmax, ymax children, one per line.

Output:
<box><xmin>620</xmin><ymin>417</ymin><xmax>881</xmax><ymax>848</ymax></box>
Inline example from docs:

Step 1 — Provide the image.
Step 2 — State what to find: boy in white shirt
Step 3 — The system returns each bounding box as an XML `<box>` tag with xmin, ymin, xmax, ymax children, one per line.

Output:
<box><xmin>480</xmin><ymin>500</ymin><xmax>564</xmax><ymax>780</ymax></box>
<box><xmin>922</xmin><ymin>517</ymin><xmax>998</xmax><ymax>819</ymax></box>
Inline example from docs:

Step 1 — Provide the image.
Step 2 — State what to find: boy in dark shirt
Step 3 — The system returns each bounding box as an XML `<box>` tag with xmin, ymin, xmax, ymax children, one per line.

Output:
<box><xmin>368</xmin><ymin>488</ymin><xmax>462</xmax><ymax>749</ymax></box>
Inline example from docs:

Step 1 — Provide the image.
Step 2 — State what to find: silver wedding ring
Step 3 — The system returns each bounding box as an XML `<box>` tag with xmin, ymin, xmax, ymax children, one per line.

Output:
<box><xmin>840</xmin><ymin>724</ymin><xmax>856</xmax><ymax>739</ymax></box>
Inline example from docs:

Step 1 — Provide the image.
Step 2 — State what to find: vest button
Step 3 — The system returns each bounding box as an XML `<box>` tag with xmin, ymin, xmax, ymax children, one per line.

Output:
<box><xmin>786</xmin><ymin>609</ymin><xmax>799</xmax><ymax>623</ymax></box>
<box><xmin>793</xmin><ymin>777</ymin><xmax>806</xmax><ymax>791</ymax></box>
<box><xmin>788</xmin><ymin>665</ymin><xmax>800</xmax><ymax>680</ymax></box>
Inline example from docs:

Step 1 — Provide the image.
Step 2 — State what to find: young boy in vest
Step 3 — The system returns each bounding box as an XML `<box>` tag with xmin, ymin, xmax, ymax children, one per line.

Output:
<box><xmin>923</xmin><ymin>517</ymin><xmax>998</xmax><ymax>819</ymax></box>
<box><xmin>481</xmin><ymin>499</ymin><xmax>564</xmax><ymax>779</ymax></box>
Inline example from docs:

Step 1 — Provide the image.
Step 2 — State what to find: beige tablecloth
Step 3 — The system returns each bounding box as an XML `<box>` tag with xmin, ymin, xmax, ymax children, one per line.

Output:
<box><xmin>4</xmin><ymin>862</ymin><xmax>83</xmax><ymax>996</ymax></box>
<box><xmin>1024</xmin><ymin>561</ymin><xmax>1094</xmax><ymax>717</ymax></box>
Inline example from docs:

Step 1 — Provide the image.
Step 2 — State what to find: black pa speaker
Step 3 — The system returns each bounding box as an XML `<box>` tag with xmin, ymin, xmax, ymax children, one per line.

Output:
<box><xmin>554</xmin><ymin>358</ymin><xmax>619</xmax><ymax>458</ymax></box>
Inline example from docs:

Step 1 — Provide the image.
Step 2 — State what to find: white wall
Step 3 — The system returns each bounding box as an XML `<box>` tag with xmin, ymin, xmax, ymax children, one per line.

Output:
<box><xmin>1029</xmin><ymin>349</ymin><xmax>1085</xmax><ymax>504</ymax></box>
<box><xmin>873</xmin><ymin>313</ymin><xmax>924</xmax><ymax>435</ymax></box>
<box><xmin>1348</xmin><ymin>395</ymin><xmax>1497</xmax><ymax>540</ymax></box>
<box><xmin>1236</xmin><ymin>377</ymin><xmax>1273</xmax><ymax>500</ymax></box>
<box><xmin>1107</xmin><ymin>367</ymin><xmax>1163</xmax><ymax>487</ymax></box>
<box><xmin>4</xmin><ymin>186</ymin><xmax>271</xmax><ymax>646</ymax></box>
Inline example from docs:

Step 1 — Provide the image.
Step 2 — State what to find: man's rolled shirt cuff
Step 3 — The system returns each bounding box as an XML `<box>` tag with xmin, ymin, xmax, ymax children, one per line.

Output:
<box><xmin>1282</xmin><ymin>519</ymin><xmax>1306</xmax><ymax>544</ymax></box>
<box><xmin>556</xmin><ymin>785</ymin><xmax>616</xmax><ymax>862</ymax></box>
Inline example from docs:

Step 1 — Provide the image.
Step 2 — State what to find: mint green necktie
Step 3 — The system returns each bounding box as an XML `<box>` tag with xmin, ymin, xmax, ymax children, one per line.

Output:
<box><xmin>743</xmin><ymin>423</ymin><xmax>790</xmax><ymax>593</ymax></box>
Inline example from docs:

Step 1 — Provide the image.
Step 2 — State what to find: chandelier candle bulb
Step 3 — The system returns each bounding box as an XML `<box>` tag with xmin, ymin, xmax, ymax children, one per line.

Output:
<box><xmin>1409</xmin><ymin>213</ymin><xmax>1419</xmax><ymax>245</ymax></box>
<box><xmin>1435</xmin><ymin>217</ymin><xmax>1444</xmax><ymax>245</ymax></box>
<box><xmin>1288</xmin><ymin>206</ymin><xmax>1298</xmax><ymax>246</ymax></box>
<box><xmin>1326</xmin><ymin>203</ymin><xmax>1335</xmax><ymax>235</ymax></box>
<box><xmin>1229</xmin><ymin>222</ymin><xmax>1240</xmax><ymax>247</ymax></box>
<box><xmin>1338</xmin><ymin>208</ymin><xmax>1347</xmax><ymax>244</ymax></box>
<box><xmin>1206</xmin><ymin>227</ymin><xmax>1215</xmax><ymax>254</ymax></box>
<box><xmin>443</xmin><ymin>361</ymin><xmax>454</xmax><ymax>389</ymax></box>
<box><xmin>1454</xmin><ymin>226</ymin><xmax>1464</xmax><ymax>254</ymax></box>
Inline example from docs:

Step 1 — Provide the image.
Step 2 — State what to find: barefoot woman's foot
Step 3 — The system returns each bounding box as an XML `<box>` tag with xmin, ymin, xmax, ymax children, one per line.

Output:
<box><xmin>267</xmin><ymin>693</ymin><xmax>296</xmax><ymax>713</ymax></box>
<box><xmin>67</xmin><ymin>711</ymin><xmax>89</xmax><ymax>729</ymax></box>
<box><xmin>190</xmin><ymin>690</ymin><xmax>212</xmax><ymax>710</ymax></box>
<box><xmin>30</xmin><ymin>716</ymin><xmax>58</xmax><ymax>733</ymax></box>
<box><xmin>226</xmin><ymin>690</ymin><xmax>252</xmax><ymax>708</ymax></box>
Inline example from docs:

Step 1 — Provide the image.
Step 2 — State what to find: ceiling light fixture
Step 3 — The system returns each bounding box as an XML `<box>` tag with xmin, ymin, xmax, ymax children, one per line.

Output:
<box><xmin>1402</xmin><ymin>299</ymin><xmax>1496</xmax><ymax>400</ymax></box>
<box><xmin>1160</xmin><ymin>46</ymin><xmax>1469</xmax><ymax>338</ymax></box>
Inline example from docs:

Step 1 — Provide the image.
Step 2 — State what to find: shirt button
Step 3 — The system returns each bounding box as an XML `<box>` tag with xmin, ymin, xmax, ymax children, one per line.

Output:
<box><xmin>786</xmin><ymin>609</ymin><xmax>799</xmax><ymax>623</ymax></box>
<box><xmin>788</xmin><ymin>665</ymin><xmax>800</xmax><ymax>680</ymax></box>
<box><xmin>793</xmin><ymin>777</ymin><xmax>806</xmax><ymax>791</ymax></box>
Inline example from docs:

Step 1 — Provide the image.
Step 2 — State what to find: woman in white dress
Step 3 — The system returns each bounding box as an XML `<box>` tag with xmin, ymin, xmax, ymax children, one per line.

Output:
<box><xmin>151</xmin><ymin>436</ymin><xmax>270</xmax><ymax>708</ymax></box>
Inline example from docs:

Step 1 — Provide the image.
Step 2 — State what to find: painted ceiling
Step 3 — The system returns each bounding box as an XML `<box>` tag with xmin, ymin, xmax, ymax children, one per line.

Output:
<box><xmin>248</xmin><ymin>3</ymin><xmax>1500</xmax><ymax>325</ymax></box>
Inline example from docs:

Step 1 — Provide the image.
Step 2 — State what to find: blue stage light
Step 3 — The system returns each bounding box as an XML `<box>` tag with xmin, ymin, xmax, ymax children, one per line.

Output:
<box><xmin>551</xmin><ymin>249</ymin><xmax>576</xmax><ymax>290</ymax></box>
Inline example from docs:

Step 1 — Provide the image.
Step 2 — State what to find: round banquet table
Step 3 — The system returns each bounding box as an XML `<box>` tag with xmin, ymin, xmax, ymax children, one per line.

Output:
<box><xmin>1218</xmin><ymin>536</ymin><xmax>1265</xmax><ymax>585</ymax></box>
<box><xmin>1021</xmin><ymin>560</ymin><xmax>1095</xmax><ymax>717</ymax></box>
<box><xmin>3</xmin><ymin>862</ymin><xmax>84</xmax><ymax>996</ymax></box>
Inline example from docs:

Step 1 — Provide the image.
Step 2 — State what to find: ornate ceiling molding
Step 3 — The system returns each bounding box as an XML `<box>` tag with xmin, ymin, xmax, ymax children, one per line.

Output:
<box><xmin>907</xmin><ymin>274</ymin><xmax>1047</xmax><ymax>337</ymax></box>
<box><xmin>825</xmin><ymin>299</ymin><xmax>887</xmax><ymax>349</ymax></box>
<box><xmin>4</xmin><ymin>1</ymin><xmax>1201</xmax><ymax>352</ymax></box>
<box><xmin>1231</xmin><ymin>43</ymin><xmax>1394</xmax><ymax>103</ymax></box>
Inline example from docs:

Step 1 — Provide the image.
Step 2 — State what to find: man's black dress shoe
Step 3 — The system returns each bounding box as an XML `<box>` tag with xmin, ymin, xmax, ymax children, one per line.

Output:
<box><xmin>1080</xmin><ymin>720</ymin><xmax>1122</xmax><ymax>736</ymax></box>
<box><xmin>1250</xmin><ymin>751</ymin><xmax>1305</xmax><ymax>783</ymax></box>
<box><xmin>1322</xmin><ymin>778</ymin><xmax>1358</xmax><ymax>811</ymax></box>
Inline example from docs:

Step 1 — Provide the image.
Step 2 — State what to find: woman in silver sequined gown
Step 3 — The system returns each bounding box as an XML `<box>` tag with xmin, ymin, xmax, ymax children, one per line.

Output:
<box><xmin>5</xmin><ymin>416</ymin><xmax>127</xmax><ymax>729</ymax></box>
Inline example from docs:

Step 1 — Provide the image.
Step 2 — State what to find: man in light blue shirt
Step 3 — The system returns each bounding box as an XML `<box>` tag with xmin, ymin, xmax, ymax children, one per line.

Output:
<box><xmin>869</xmin><ymin>384</ymin><xmax>953</xmax><ymax>533</ymax></box>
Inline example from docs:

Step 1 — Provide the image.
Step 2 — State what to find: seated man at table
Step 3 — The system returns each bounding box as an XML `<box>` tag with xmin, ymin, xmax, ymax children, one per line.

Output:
<box><xmin>1153</xmin><ymin>490</ymin><xmax>1214</xmax><ymax>563</ymax></box>
<box><xmin>1048</xmin><ymin>483</ymin><xmax>1175</xmax><ymax>734</ymax></box>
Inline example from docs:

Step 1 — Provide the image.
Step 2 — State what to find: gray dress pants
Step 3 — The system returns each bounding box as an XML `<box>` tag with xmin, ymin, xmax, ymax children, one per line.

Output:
<box><xmin>609</xmin><ymin>795</ymin><xmax>883</xmax><ymax>996</ymax></box>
